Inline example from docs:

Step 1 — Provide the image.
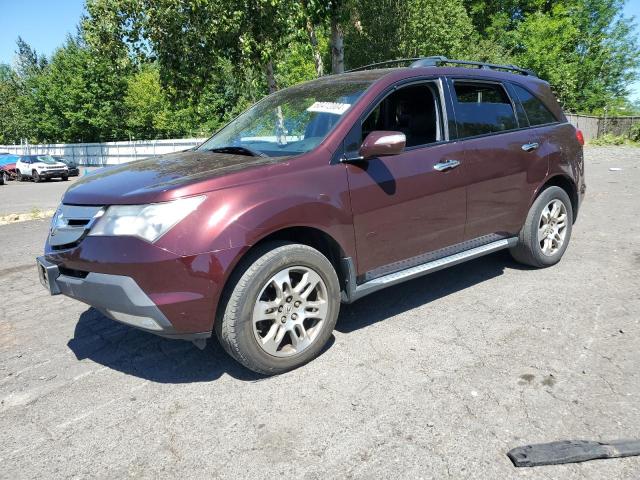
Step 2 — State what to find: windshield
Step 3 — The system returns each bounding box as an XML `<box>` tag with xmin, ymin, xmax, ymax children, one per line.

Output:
<box><xmin>197</xmin><ymin>80</ymin><xmax>371</xmax><ymax>157</ymax></box>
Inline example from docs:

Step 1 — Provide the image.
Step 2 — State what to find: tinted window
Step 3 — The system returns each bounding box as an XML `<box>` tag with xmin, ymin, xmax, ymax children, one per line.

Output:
<box><xmin>512</xmin><ymin>84</ymin><xmax>557</xmax><ymax>126</ymax></box>
<box><xmin>362</xmin><ymin>83</ymin><xmax>440</xmax><ymax>148</ymax></box>
<box><xmin>453</xmin><ymin>82</ymin><xmax>517</xmax><ymax>138</ymax></box>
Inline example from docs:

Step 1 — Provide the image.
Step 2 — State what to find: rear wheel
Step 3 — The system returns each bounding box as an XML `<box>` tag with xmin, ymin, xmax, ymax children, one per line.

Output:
<box><xmin>216</xmin><ymin>242</ymin><xmax>340</xmax><ymax>375</ymax></box>
<box><xmin>32</xmin><ymin>170</ymin><xmax>41</xmax><ymax>183</ymax></box>
<box><xmin>510</xmin><ymin>186</ymin><xmax>573</xmax><ymax>268</ymax></box>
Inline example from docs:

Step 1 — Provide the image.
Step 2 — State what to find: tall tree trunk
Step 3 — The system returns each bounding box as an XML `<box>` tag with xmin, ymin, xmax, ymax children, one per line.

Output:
<box><xmin>306</xmin><ymin>17</ymin><xmax>324</xmax><ymax>77</ymax></box>
<box><xmin>266</xmin><ymin>60</ymin><xmax>287</xmax><ymax>144</ymax></box>
<box><xmin>330</xmin><ymin>16</ymin><xmax>345</xmax><ymax>74</ymax></box>
<box><xmin>266</xmin><ymin>60</ymin><xmax>278</xmax><ymax>94</ymax></box>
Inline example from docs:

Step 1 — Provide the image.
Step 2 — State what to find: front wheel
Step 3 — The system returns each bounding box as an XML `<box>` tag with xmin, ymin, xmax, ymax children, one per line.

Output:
<box><xmin>32</xmin><ymin>170</ymin><xmax>41</xmax><ymax>183</ymax></box>
<box><xmin>16</xmin><ymin>170</ymin><xmax>22</xmax><ymax>182</ymax></box>
<box><xmin>216</xmin><ymin>242</ymin><xmax>341</xmax><ymax>375</ymax></box>
<box><xmin>61</xmin><ymin>174</ymin><xmax>68</xmax><ymax>181</ymax></box>
<box><xmin>510</xmin><ymin>186</ymin><xmax>573</xmax><ymax>268</ymax></box>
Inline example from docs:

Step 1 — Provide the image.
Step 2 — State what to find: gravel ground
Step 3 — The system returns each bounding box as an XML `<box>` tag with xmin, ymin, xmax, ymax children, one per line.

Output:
<box><xmin>0</xmin><ymin>146</ymin><xmax>639</xmax><ymax>479</ymax></box>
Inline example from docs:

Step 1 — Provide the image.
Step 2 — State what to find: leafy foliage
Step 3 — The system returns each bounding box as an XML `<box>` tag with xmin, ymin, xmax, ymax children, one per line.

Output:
<box><xmin>0</xmin><ymin>0</ymin><xmax>638</xmax><ymax>144</ymax></box>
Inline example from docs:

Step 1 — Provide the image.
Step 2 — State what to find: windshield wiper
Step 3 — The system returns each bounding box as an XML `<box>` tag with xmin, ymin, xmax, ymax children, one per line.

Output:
<box><xmin>206</xmin><ymin>146</ymin><xmax>268</xmax><ymax>157</ymax></box>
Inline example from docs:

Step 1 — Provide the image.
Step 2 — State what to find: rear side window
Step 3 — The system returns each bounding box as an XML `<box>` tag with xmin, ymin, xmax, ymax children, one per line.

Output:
<box><xmin>452</xmin><ymin>82</ymin><xmax>517</xmax><ymax>138</ymax></box>
<box><xmin>512</xmin><ymin>84</ymin><xmax>557</xmax><ymax>126</ymax></box>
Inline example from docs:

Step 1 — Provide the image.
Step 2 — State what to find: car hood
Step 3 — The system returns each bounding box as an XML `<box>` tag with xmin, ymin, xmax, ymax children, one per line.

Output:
<box><xmin>62</xmin><ymin>149</ymin><xmax>287</xmax><ymax>205</ymax></box>
<box><xmin>34</xmin><ymin>161</ymin><xmax>67</xmax><ymax>168</ymax></box>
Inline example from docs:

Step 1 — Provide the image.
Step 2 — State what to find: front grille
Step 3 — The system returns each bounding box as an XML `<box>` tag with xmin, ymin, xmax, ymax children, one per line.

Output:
<box><xmin>49</xmin><ymin>205</ymin><xmax>104</xmax><ymax>249</ymax></box>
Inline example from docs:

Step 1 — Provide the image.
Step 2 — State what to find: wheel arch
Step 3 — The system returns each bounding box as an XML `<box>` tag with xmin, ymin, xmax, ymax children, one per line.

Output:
<box><xmin>213</xmin><ymin>225</ymin><xmax>352</xmax><ymax>331</ymax></box>
<box><xmin>535</xmin><ymin>174</ymin><xmax>579</xmax><ymax>222</ymax></box>
<box><xmin>234</xmin><ymin>225</ymin><xmax>350</xmax><ymax>291</ymax></box>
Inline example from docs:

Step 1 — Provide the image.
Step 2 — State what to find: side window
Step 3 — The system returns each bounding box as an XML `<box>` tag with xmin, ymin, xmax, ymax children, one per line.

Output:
<box><xmin>452</xmin><ymin>81</ymin><xmax>518</xmax><ymax>138</ymax></box>
<box><xmin>361</xmin><ymin>83</ymin><xmax>441</xmax><ymax>148</ymax></box>
<box><xmin>512</xmin><ymin>84</ymin><xmax>557</xmax><ymax>126</ymax></box>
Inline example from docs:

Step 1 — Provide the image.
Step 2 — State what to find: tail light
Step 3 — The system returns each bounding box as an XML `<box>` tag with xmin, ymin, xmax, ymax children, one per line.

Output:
<box><xmin>575</xmin><ymin>129</ymin><xmax>585</xmax><ymax>146</ymax></box>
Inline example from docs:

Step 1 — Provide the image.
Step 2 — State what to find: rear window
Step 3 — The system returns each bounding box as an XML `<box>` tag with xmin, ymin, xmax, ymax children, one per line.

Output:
<box><xmin>512</xmin><ymin>84</ymin><xmax>557</xmax><ymax>126</ymax></box>
<box><xmin>452</xmin><ymin>82</ymin><xmax>518</xmax><ymax>138</ymax></box>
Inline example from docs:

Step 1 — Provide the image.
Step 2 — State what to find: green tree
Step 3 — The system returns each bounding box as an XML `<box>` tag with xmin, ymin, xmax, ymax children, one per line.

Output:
<box><xmin>508</xmin><ymin>0</ymin><xmax>639</xmax><ymax>112</ymax></box>
<box><xmin>124</xmin><ymin>64</ymin><xmax>172</xmax><ymax>139</ymax></box>
<box><xmin>25</xmin><ymin>36</ymin><xmax>130</xmax><ymax>142</ymax></box>
<box><xmin>0</xmin><ymin>64</ymin><xmax>25</xmax><ymax>144</ymax></box>
<box><xmin>346</xmin><ymin>0</ymin><xmax>477</xmax><ymax>68</ymax></box>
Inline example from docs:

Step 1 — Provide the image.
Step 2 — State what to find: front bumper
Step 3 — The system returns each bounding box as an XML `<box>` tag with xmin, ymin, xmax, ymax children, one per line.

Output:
<box><xmin>39</xmin><ymin>170</ymin><xmax>68</xmax><ymax>178</ymax></box>
<box><xmin>37</xmin><ymin>252</ymin><xmax>217</xmax><ymax>340</ymax></box>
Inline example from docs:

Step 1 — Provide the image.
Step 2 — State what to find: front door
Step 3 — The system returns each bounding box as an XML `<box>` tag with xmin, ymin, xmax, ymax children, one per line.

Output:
<box><xmin>345</xmin><ymin>81</ymin><xmax>468</xmax><ymax>278</ymax></box>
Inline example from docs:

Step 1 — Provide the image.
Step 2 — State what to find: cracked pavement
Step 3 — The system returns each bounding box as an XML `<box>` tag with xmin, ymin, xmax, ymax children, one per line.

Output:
<box><xmin>1</xmin><ymin>147</ymin><xmax>639</xmax><ymax>479</ymax></box>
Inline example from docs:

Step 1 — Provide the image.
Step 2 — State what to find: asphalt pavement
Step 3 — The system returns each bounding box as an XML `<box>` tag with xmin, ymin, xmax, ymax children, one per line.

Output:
<box><xmin>0</xmin><ymin>168</ymin><xmax>97</xmax><ymax>216</ymax></box>
<box><xmin>0</xmin><ymin>147</ymin><xmax>639</xmax><ymax>479</ymax></box>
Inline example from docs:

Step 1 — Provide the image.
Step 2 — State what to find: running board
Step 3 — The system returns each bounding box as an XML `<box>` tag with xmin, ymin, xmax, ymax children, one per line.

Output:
<box><xmin>341</xmin><ymin>237</ymin><xmax>517</xmax><ymax>303</ymax></box>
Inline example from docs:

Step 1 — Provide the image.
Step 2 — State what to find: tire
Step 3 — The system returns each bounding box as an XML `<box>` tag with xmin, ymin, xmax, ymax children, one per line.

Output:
<box><xmin>62</xmin><ymin>174</ymin><xmax>68</xmax><ymax>181</ymax></box>
<box><xmin>216</xmin><ymin>242</ymin><xmax>341</xmax><ymax>375</ymax></box>
<box><xmin>510</xmin><ymin>186</ymin><xmax>573</xmax><ymax>268</ymax></box>
<box><xmin>16</xmin><ymin>170</ymin><xmax>22</xmax><ymax>182</ymax></box>
<box><xmin>0</xmin><ymin>172</ymin><xmax>4</xmax><ymax>185</ymax></box>
<box><xmin>32</xmin><ymin>170</ymin><xmax>41</xmax><ymax>183</ymax></box>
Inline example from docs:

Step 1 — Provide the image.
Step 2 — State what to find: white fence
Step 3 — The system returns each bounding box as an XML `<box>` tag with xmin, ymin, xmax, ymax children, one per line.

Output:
<box><xmin>0</xmin><ymin>138</ymin><xmax>206</xmax><ymax>166</ymax></box>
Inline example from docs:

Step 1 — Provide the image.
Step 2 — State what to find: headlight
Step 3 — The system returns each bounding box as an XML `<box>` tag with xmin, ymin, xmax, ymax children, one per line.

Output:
<box><xmin>89</xmin><ymin>196</ymin><xmax>205</xmax><ymax>243</ymax></box>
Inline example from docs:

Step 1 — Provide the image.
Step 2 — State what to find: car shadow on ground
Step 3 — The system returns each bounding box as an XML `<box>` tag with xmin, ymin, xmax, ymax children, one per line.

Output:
<box><xmin>67</xmin><ymin>307</ymin><xmax>336</xmax><ymax>384</ymax></box>
<box><xmin>67</xmin><ymin>250</ymin><xmax>521</xmax><ymax>383</ymax></box>
<box><xmin>336</xmin><ymin>250</ymin><xmax>524</xmax><ymax>333</ymax></box>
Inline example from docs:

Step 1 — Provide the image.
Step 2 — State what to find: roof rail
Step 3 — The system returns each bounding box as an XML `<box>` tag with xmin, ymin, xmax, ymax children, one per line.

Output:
<box><xmin>344</xmin><ymin>56</ymin><xmax>536</xmax><ymax>77</ymax></box>
<box><xmin>344</xmin><ymin>58</ymin><xmax>423</xmax><ymax>73</ymax></box>
<box><xmin>411</xmin><ymin>56</ymin><xmax>536</xmax><ymax>76</ymax></box>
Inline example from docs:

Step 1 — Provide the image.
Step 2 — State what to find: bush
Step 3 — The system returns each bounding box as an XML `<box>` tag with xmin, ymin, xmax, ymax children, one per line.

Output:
<box><xmin>591</xmin><ymin>133</ymin><xmax>627</xmax><ymax>146</ymax></box>
<box><xmin>629</xmin><ymin>123</ymin><xmax>640</xmax><ymax>143</ymax></box>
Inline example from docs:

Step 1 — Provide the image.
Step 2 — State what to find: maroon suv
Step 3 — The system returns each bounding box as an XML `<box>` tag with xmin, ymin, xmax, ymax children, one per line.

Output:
<box><xmin>37</xmin><ymin>57</ymin><xmax>585</xmax><ymax>374</ymax></box>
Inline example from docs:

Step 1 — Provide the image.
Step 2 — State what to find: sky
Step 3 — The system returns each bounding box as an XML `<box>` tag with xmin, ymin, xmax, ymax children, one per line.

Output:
<box><xmin>0</xmin><ymin>0</ymin><xmax>639</xmax><ymax>100</ymax></box>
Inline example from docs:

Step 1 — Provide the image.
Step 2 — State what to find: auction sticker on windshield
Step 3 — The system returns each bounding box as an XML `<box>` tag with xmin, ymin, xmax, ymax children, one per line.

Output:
<box><xmin>306</xmin><ymin>102</ymin><xmax>351</xmax><ymax>115</ymax></box>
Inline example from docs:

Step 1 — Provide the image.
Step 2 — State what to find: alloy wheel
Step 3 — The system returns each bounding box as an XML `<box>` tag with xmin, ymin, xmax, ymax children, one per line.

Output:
<box><xmin>538</xmin><ymin>199</ymin><xmax>568</xmax><ymax>256</ymax></box>
<box><xmin>252</xmin><ymin>266</ymin><xmax>329</xmax><ymax>357</ymax></box>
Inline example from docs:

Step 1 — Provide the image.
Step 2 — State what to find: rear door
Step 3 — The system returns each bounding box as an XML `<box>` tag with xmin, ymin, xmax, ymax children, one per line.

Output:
<box><xmin>447</xmin><ymin>78</ymin><xmax>548</xmax><ymax>240</ymax></box>
<box><xmin>344</xmin><ymin>79</ymin><xmax>469</xmax><ymax>278</ymax></box>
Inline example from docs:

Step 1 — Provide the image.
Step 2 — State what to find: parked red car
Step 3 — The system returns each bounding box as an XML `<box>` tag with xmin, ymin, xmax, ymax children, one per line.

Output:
<box><xmin>0</xmin><ymin>153</ymin><xmax>18</xmax><ymax>184</ymax></box>
<box><xmin>37</xmin><ymin>57</ymin><xmax>585</xmax><ymax>374</ymax></box>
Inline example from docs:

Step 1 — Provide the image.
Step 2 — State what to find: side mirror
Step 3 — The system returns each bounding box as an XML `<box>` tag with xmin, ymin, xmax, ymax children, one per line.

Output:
<box><xmin>360</xmin><ymin>131</ymin><xmax>406</xmax><ymax>159</ymax></box>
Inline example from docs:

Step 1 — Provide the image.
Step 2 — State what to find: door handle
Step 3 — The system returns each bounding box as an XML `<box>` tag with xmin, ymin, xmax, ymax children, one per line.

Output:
<box><xmin>434</xmin><ymin>159</ymin><xmax>461</xmax><ymax>172</ymax></box>
<box><xmin>521</xmin><ymin>142</ymin><xmax>540</xmax><ymax>152</ymax></box>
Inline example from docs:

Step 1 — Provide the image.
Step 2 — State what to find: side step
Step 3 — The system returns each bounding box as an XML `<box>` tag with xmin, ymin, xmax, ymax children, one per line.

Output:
<box><xmin>342</xmin><ymin>237</ymin><xmax>517</xmax><ymax>303</ymax></box>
